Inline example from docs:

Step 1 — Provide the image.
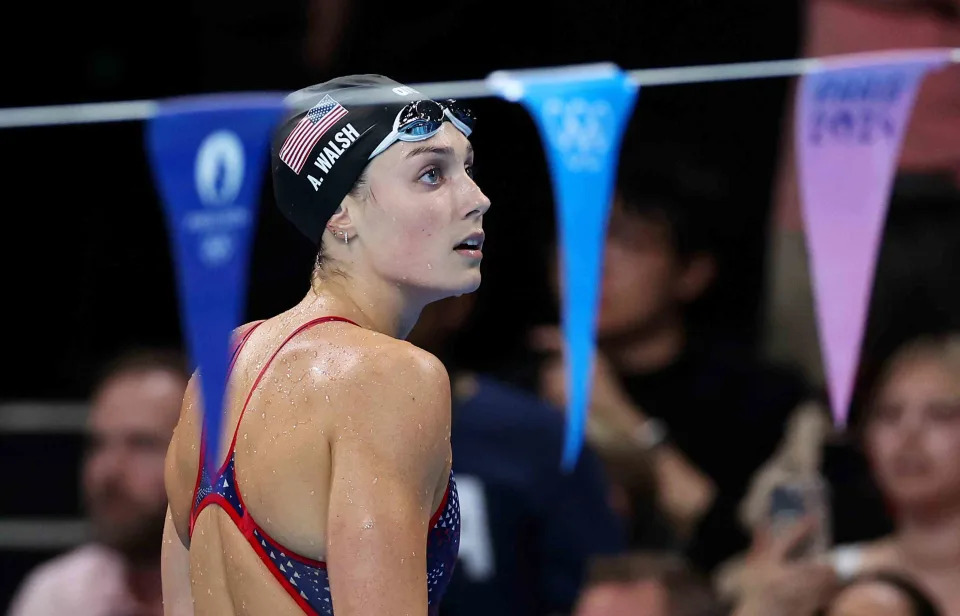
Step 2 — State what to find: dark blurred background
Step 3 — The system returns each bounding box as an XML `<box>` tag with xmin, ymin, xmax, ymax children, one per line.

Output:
<box><xmin>0</xmin><ymin>0</ymin><xmax>802</xmax><ymax>397</ymax></box>
<box><xmin>3</xmin><ymin>1</ymin><xmax>960</xmax><ymax>614</ymax></box>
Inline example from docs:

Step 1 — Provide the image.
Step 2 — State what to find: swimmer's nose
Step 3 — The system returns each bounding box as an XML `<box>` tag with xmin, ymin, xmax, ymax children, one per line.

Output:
<box><xmin>462</xmin><ymin>186</ymin><xmax>491</xmax><ymax>219</ymax></box>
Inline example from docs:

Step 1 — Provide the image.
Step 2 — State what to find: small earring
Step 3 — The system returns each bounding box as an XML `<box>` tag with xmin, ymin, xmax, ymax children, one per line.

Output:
<box><xmin>343</xmin><ymin>232</ymin><xmax>349</xmax><ymax>245</ymax></box>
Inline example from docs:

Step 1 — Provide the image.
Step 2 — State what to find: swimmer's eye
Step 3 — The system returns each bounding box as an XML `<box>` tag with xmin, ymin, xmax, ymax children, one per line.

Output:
<box><xmin>419</xmin><ymin>167</ymin><xmax>442</xmax><ymax>186</ymax></box>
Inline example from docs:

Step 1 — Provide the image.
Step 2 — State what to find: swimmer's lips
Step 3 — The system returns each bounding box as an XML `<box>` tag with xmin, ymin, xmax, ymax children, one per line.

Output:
<box><xmin>454</xmin><ymin>231</ymin><xmax>484</xmax><ymax>258</ymax></box>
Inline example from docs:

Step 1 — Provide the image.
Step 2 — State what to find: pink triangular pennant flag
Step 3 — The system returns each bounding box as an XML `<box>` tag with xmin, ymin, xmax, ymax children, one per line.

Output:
<box><xmin>797</xmin><ymin>49</ymin><xmax>952</xmax><ymax>426</ymax></box>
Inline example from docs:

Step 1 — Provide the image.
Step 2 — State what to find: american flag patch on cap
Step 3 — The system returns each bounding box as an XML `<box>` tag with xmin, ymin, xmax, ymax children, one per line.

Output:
<box><xmin>278</xmin><ymin>95</ymin><xmax>349</xmax><ymax>174</ymax></box>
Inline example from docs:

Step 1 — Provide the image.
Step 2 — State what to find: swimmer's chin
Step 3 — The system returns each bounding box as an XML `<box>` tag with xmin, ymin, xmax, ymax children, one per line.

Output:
<box><xmin>458</xmin><ymin>272</ymin><xmax>482</xmax><ymax>295</ymax></box>
<box><xmin>421</xmin><ymin>270</ymin><xmax>482</xmax><ymax>302</ymax></box>
<box><xmin>436</xmin><ymin>276</ymin><xmax>481</xmax><ymax>301</ymax></box>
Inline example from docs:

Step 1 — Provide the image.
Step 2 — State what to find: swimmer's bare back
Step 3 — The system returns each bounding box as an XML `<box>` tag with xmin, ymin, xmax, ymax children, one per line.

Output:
<box><xmin>164</xmin><ymin>314</ymin><xmax>454</xmax><ymax>615</ymax></box>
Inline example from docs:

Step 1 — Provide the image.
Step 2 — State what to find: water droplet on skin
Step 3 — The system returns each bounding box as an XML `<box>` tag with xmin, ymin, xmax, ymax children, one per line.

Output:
<box><xmin>427</xmin><ymin>263</ymin><xmax>432</xmax><ymax>270</ymax></box>
<box><xmin>310</xmin><ymin>490</ymin><xmax>315</xmax><ymax>495</ymax></box>
<box><xmin>373</xmin><ymin>477</ymin><xmax>378</xmax><ymax>484</ymax></box>
<box><xmin>243</xmin><ymin>433</ymin><xmax>248</xmax><ymax>440</ymax></box>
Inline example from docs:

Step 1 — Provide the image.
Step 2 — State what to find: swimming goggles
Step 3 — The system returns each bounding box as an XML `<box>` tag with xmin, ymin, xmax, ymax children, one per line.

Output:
<box><xmin>368</xmin><ymin>99</ymin><xmax>475</xmax><ymax>159</ymax></box>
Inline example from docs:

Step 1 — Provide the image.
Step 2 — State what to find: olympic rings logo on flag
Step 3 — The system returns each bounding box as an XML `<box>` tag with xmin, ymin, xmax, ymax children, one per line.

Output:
<box><xmin>542</xmin><ymin>97</ymin><xmax>613</xmax><ymax>172</ymax></box>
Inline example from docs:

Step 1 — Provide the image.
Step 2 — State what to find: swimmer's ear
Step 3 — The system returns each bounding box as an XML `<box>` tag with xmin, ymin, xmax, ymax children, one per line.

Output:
<box><xmin>325</xmin><ymin>204</ymin><xmax>356</xmax><ymax>243</ymax></box>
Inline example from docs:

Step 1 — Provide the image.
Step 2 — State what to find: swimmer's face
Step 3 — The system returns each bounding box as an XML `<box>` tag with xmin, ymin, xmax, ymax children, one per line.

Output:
<box><xmin>83</xmin><ymin>368</ymin><xmax>184</xmax><ymax>557</ymax></box>
<box><xmin>347</xmin><ymin>123</ymin><xmax>490</xmax><ymax>302</ymax></box>
<box><xmin>866</xmin><ymin>350</ymin><xmax>960</xmax><ymax>512</ymax></box>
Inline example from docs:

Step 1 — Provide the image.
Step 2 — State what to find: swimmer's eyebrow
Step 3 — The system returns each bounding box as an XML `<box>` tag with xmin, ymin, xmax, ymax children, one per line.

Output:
<box><xmin>405</xmin><ymin>144</ymin><xmax>474</xmax><ymax>160</ymax></box>
<box><xmin>405</xmin><ymin>145</ymin><xmax>454</xmax><ymax>159</ymax></box>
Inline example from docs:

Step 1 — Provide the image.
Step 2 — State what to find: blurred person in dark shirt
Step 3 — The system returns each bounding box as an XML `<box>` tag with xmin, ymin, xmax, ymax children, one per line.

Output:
<box><xmin>524</xmin><ymin>146</ymin><xmax>811</xmax><ymax>573</ymax></box>
<box><xmin>407</xmin><ymin>295</ymin><xmax>627</xmax><ymax>616</ymax></box>
<box><xmin>8</xmin><ymin>350</ymin><xmax>187</xmax><ymax>616</ymax></box>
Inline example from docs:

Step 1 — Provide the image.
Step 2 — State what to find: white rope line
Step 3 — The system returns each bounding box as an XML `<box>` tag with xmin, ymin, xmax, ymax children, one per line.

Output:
<box><xmin>0</xmin><ymin>402</ymin><xmax>88</xmax><ymax>433</ymax></box>
<box><xmin>0</xmin><ymin>49</ymin><xmax>957</xmax><ymax>130</ymax></box>
<box><xmin>0</xmin><ymin>519</ymin><xmax>90</xmax><ymax>550</ymax></box>
<box><xmin>0</xmin><ymin>100</ymin><xmax>160</xmax><ymax>129</ymax></box>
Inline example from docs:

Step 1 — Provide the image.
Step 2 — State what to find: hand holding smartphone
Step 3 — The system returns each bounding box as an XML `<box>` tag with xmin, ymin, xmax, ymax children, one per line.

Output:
<box><xmin>767</xmin><ymin>476</ymin><xmax>831</xmax><ymax>560</ymax></box>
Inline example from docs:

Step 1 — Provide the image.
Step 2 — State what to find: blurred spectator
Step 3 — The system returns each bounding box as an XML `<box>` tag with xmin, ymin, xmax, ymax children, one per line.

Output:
<box><xmin>729</xmin><ymin>332</ymin><xmax>960</xmax><ymax>615</ymax></box>
<box><xmin>8</xmin><ymin>350</ymin><xmax>187</xmax><ymax>616</ymax></box>
<box><xmin>727</xmin><ymin>514</ymin><xmax>839</xmax><ymax>616</ymax></box>
<box><xmin>520</xmin><ymin>149</ymin><xmax>811</xmax><ymax>572</ymax></box>
<box><xmin>829</xmin><ymin>176</ymin><xmax>960</xmax><ymax>548</ymax></box>
<box><xmin>572</xmin><ymin>552</ymin><xmax>725</xmax><ymax>616</ymax></box>
<box><xmin>754</xmin><ymin>175</ymin><xmax>960</xmax><ymax>554</ymax></box>
<box><xmin>731</xmin><ymin>544</ymin><xmax>942</xmax><ymax>616</ymax></box>
<box><xmin>407</xmin><ymin>295</ymin><xmax>627</xmax><ymax>616</ymax></box>
<box><xmin>822</xmin><ymin>572</ymin><xmax>942</xmax><ymax>616</ymax></box>
<box><xmin>750</xmin><ymin>172</ymin><xmax>960</xmax><ymax>570</ymax></box>
<box><xmin>830</xmin><ymin>334</ymin><xmax>960</xmax><ymax>614</ymax></box>
<box><xmin>728</xmin><ymin>531</ymin><xmax>941</xmax><ymax>616</ymax></box>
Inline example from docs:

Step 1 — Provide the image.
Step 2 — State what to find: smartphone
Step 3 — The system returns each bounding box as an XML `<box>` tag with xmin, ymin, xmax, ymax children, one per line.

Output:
<box><xmin>767</xmin><ymin>477</ymin><xmax>831</xmax><ymax>560</ymax></box>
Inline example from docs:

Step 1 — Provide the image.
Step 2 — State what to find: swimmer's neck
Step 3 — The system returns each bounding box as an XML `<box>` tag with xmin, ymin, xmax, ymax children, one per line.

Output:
<box><xmin>298</xmin><ymin>274</ymin><xmax>427</xmax><ymax>340</ymax></box>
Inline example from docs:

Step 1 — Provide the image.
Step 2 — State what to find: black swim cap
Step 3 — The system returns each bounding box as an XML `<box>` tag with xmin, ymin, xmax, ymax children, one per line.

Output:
<box><xmin>271</xmin><ymin>75</ymin><xmax>448</xmax><ymax>245</ymax></box>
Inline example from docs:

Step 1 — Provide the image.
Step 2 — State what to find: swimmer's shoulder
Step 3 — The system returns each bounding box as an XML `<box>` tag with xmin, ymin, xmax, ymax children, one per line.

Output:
<box><xmin>295</xmin><ymin>325</ymin><xmax>452</xmax><ymax>431</ymax></box>
<box><xmin>295</xmin><ymin>322</ymin><xmax>449</xmax><ymax>394</ymax></box>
